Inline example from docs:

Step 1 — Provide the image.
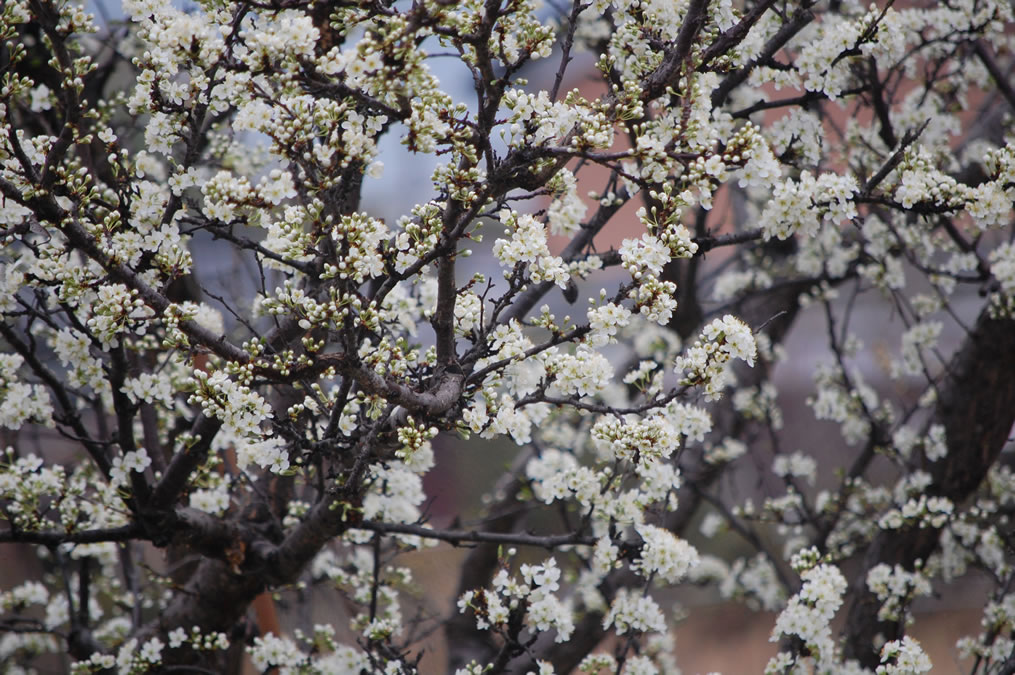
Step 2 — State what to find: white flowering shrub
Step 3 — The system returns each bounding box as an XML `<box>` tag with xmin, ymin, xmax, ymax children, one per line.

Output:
<box><xmin>1</xmin><ymin>0</ymin><xmax>1014</xmax><ymax>672</ymax></box>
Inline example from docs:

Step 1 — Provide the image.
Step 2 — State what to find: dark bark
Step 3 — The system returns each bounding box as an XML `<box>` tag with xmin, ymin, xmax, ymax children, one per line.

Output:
<box><xmin>843</xmin><ymin>311</ymin><xmax>1015</xmax><ymax>668</ymax></box>
<box><xmin>445</xmin><ymin>470</ymin><xmax>529</xmax><ymax>672</ymax></box>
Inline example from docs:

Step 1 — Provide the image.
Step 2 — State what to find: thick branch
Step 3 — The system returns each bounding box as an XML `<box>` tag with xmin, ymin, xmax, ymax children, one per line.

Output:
<box><xmin>356</xmin><ymin>519</ymin><xmax>595</xmax><ymax>549</ymax></box>
<box><xmin>699</xmin><ymin>0</ymin><xmax>780</xmax><ymax>71</ymax></box>
<box><xmin>712</xmin><ymin>2</ymin><xmax>815</xmax><ymax>108</ymax></box>
<box><xmin>501</xmin><ymin>189</ymin><xmax>629</xmax><ymax>324</ymax></box>
<box><xmin>0</xmin><ymin>525</ymin><xmax>140</xmax><ymax>545</ymax></box>
<box><xmin>974</xmin><ymin>40</ymin><xmax>1015</xmax><ymax>112</ymax></box>
<box><xmin>642</xmin><ymin>0</ymin><xmax>711</xmax><ymax>101</ymax></box>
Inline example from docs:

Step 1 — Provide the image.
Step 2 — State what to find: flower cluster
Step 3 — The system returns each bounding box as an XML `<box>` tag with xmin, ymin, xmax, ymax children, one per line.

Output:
<box><xmin>629</xmin><ymin>276</ymin><xmax>678</xmax><ymax>325</ymax></box>
<box><xmin>878</xmin><ymin>493</ymin><xmax>954</xmax><ymax>530</ymax></box>
<box><xmin>877</xmin><ymin>637</ymin><xmax>933</xmax><ymax>675</ymax></box>
<box><xmin>548</xmin><ymin>347</ymin><xmax>613</xmax><ymax>398</ymax></box>
<box><xmin>603</xmin><ymin>588</ymin><xmax>667</xmax><ymax>635</ymax></box>
<box><xmin>769</xmin><ymin>564</ymin><xmax>848</xmax><ymax>669</ymax></box>
<box><xmin>0</xmin><ymin>355</ymin><xmax>53</xmax><ymax>430</ymax></box>
<box><xmin>492</xmin><ymin>209</ymin><xmax>569</xmax><ymax>288</ymax></box>
<box><xmin>546</xmin><ymin>169</ymin><xmax>588</xmax><ymax>236</ymax></box>
<box><xmin>459</xmin><ymin>558</ymin><xmax>575</xmax><ymax>643</ymax></box>
<box><xmin>324</xmin><ymin>212</ymin><xmax>389</xmax><ymax>283</ymax></box>
<box><xmin>674</xmin><ymin>315</ymin><xmax>756</xmax><ymax>400</ymax></box>
<box><xmin>502</xmin><ymin>89</ymin><xmax>612</xmax><ymax>150</ymax></box>
<box><xmin>866</xmin><ymin>563</ymin><xmax>932</xmax><ymax>623</ymax></box>
<box><xmin>189</xmin><ymin>370</ymin><xmax>287</xmax><ymax>472</ymax></box>
<box><xmin>632</xmin><ymin>524</ymin><xmax>700</xmax><ymax>584</ymax></box>
<box><xmin>587</xmin><ymin>301</ymin><xmax>632</xmax><ymax>346</ymax></box>
<box><xmin>590</xmin><ymin>414</ymin><xmax>682</xmax><ymax>463</ymax></box>
<box><xmin>3</xmin><ymin>0</ymin><xmax>1015</xmax><ymax>671</ymax></box>
<box><xmin>759</xmin><ymin>171</ymin><xmax>858</xmax><ymax>240</ymax></box>
<box><xmin>109</xmin><ymin>449</ymin><xmax>152</xmax><ymax>491</ymax></box>
<box><xmin>619</xmin><ymin>234</ymin><xmax>672</xmax><ymax>279</ymax></box>
<box><xmin>989</xmin><ymin>242</ymin><xmax>1015</xmax><ymax>317</ymax></box>
<box><xmin>86</xmin><ymin>284</ymin><xmax>156</xmax><ymax>349</ymax></box>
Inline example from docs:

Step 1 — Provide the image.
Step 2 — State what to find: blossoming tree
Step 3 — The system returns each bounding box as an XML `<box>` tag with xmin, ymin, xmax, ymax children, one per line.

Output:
<box><xmin>2</xmin><ymin>0</ymin><xmax>1014</xmax><ymax>671</ymax></box>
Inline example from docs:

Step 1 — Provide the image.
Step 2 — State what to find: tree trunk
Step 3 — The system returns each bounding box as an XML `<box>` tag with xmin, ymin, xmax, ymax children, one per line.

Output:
<box><xmin>843</xmin><ymin>311</ymin><xmax>1015</xmax><ymax>668</ymax></box>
